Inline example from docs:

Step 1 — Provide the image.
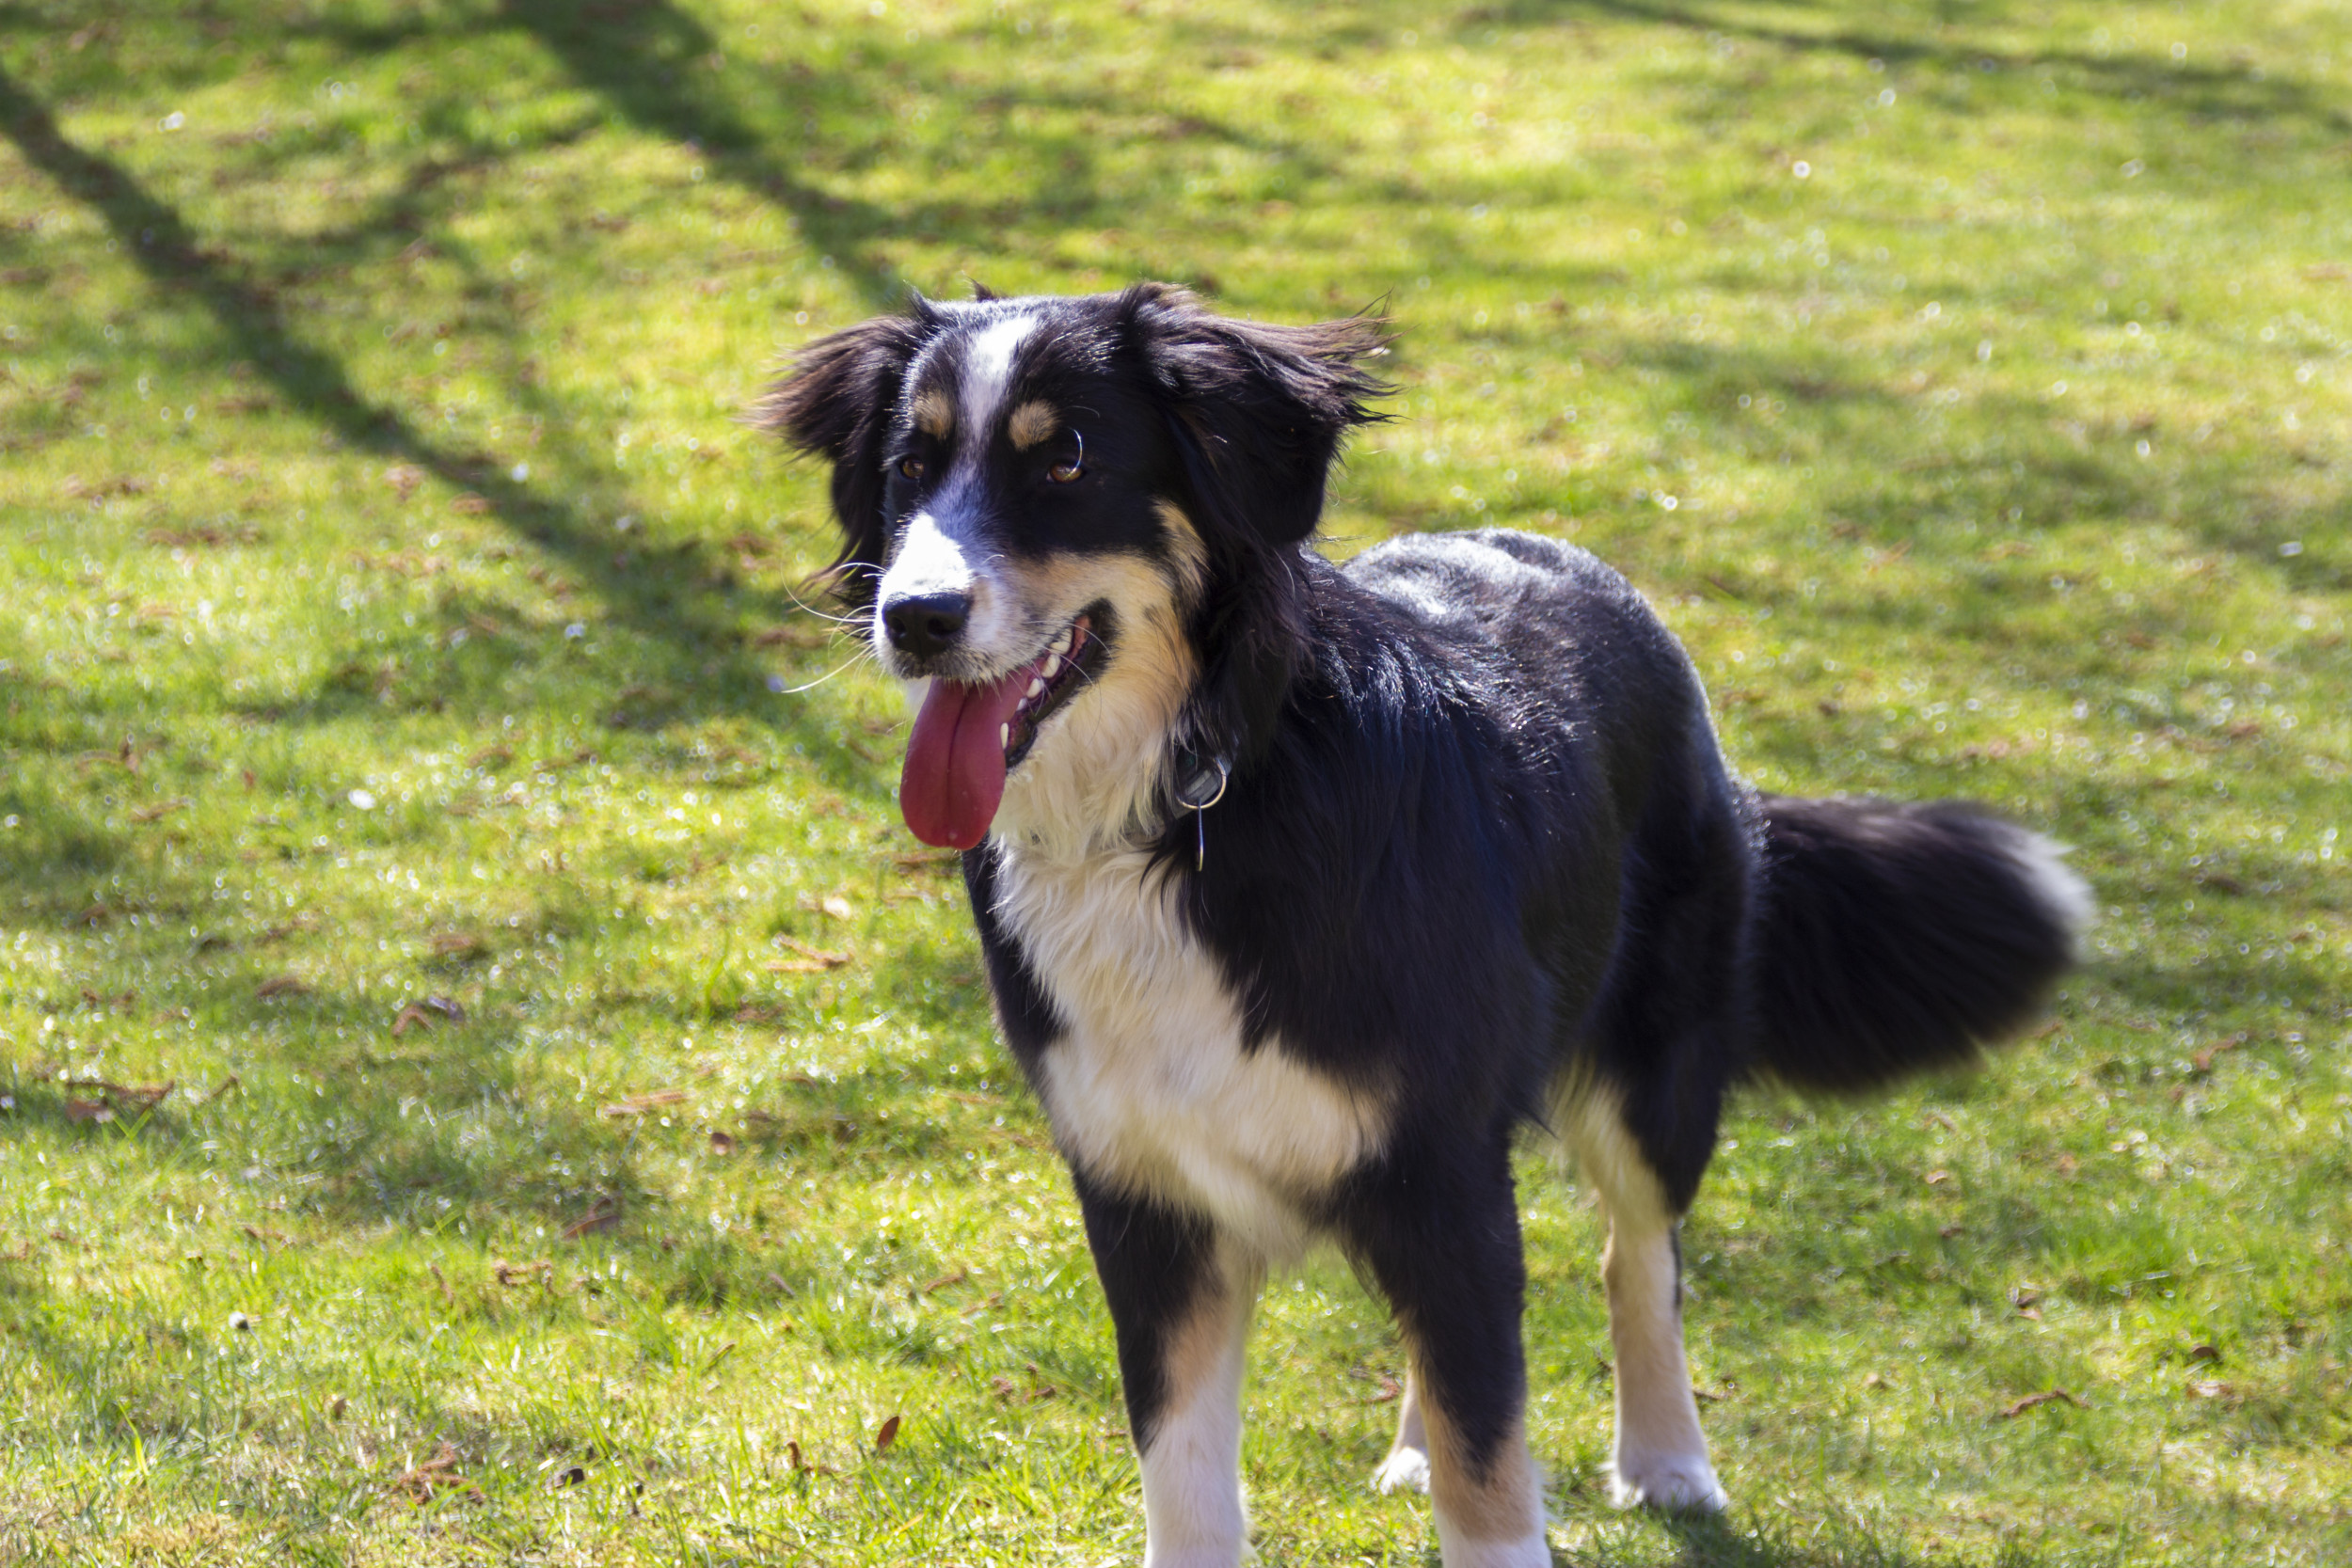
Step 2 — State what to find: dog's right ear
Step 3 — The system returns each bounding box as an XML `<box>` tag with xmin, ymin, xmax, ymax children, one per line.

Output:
<box><xmin>1120</xmin><ymin>282</ymin><xmax>1391</xmax><ymax>548</ymax></box>
<box><xmin>753</xmin><ymin>305</ymin><xmax>935</xmax><ymax>607</ymax></box>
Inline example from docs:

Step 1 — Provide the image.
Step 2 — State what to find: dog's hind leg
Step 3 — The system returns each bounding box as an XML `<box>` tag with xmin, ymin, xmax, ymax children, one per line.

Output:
<box><xmin>1561</xmin><ymin>1085</ymin><xmax>1728</xmax><ymax>1513</ymax></box>
<box><xmin>1073</xmin><ymin>1175</ymin><xmax>1258</xmax><ymax>1568</ymax></box>
<box><xmin>1372</xmin><ymin>1369</ymin><xmax>1431</xmax><ymax>1495</ymax></box>
<box><xmin>1346</xmin><ymin>1140</ymin><xmax>1551</xmax><ymax>1568</ymax></box>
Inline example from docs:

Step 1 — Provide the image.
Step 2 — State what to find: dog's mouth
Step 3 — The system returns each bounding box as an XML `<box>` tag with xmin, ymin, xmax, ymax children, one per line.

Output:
<box><xmin>898</xmin><ymin>603</ymin><xmax>1113</xmax><ymax>849</ymax></box>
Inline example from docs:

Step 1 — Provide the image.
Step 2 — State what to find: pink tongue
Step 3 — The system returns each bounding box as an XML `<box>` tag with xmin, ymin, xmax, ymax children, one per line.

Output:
<box><xmin>899</xmin><ymin>668</ymin><xmax>1039</xmax><ymax>849</ymax></box>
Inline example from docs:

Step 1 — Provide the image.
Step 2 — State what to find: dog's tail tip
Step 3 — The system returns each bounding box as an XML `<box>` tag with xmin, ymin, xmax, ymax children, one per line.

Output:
<box><xmin>2001</xmin><ymin>826</ymin><xmax>2098</xmax><ymax>960</ymax></box>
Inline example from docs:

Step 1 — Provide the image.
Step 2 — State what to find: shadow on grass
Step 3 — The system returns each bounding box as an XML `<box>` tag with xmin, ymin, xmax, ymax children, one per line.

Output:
<box><xmin>0</xmin><ymin>61</ymin><xmax>876</xmax><ymax>767</ymax></box>
<box><xmin>1649</xmin><ymin>1508</ymin><xmax>2097</xmax><ymax>1567</ymax></box>
<box><xmin>1454</xmin><ymin>0</ymin><xmax>2352</xmax><ymax>147</ymax></box>
<box><xmin>497</xmin><ymin>0</ymin><xmax>903</xmax><ymax>307</ymax></box>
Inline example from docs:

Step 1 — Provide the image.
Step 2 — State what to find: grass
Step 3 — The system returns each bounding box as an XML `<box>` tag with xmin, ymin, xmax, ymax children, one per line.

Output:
<box><xmin>1</xmin><ymin>0</ymin><xmax>2347</xmax><ymax>1561</ymax></box>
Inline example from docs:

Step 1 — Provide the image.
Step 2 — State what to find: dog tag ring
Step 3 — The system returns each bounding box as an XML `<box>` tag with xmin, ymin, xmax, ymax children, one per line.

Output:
<box><xmin>1172</xmin><ymin>750</ymin><xmax>1231</xmax><ymax>870</ymax></box>
<box><xmin>1173</xmin><ymin>752</ymin><xmax>1230</xmax><ymax>813</ymax></box>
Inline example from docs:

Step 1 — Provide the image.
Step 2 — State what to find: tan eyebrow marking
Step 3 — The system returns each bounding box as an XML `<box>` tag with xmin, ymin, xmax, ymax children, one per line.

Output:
<box><xmin>913</xmin><ymin>386</ymin><xmax>955</xmax><ymax>439</ymax></box>
<box><xmin>1007</xmin><ymin>399</ymin><xmax>1058</xmax><ymax>451</ymax></box>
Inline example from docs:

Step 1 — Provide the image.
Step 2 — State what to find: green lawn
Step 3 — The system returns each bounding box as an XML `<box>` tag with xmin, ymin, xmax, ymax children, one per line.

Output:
<box><xmin>1</xmin><ymin>1</ymin><xmax>2347</xmax><ymax>1562</ymax></box>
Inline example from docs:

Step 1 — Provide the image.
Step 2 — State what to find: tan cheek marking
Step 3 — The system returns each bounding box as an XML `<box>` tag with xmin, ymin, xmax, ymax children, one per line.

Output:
<box><xmin>1418</xmin><ymin>1392</ymin><xmax>1543</xmax><ymax>1544</ymax></box>
<box><xmin>1007</xmin><ymin>399</ymin><xmax>1058</xmax><ymax>451</ymax></box>
<box><xmin>913</xmin><ymin>387</ymin><xmax>955</xmax><ymax>440</ymax></box>
<box><xmin>1023</xmin><ymin>555</ymin><xmax>1198</xmax><ymax>706</ymax></box>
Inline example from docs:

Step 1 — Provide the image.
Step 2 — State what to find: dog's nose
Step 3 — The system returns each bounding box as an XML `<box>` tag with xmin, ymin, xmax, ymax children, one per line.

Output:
<box><xmin>882</xmin><ymin>591</ymin><xmax>972</xmax><ymax>658</ymax></box>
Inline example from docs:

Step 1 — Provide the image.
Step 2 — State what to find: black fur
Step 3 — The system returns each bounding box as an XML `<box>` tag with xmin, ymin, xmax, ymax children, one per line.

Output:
<box><xmin>751</xmin><ymin>304</ymin><xmax>936</xmax><ymax>607</ymax></box>
<box><xmin>761</xmin><ymin>287</ymin><xmax>2086</xmax><ymax>1547</ymax></box>
<box><xmin>1751</xmin><ymin>796</ymin><xmax>2078</xmax><ymax>1092</ymax></box>
<box><xmin>1071</xmin><ymin>1170</ymin><xmax>1223</xmax><ymax>1453</ymax></box>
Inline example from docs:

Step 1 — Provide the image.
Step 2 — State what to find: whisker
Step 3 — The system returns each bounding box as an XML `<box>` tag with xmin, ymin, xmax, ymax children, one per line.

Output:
<box><xmin>779</xmin><ymin>578</ymin><xmax>869</xmax><ymax>627</ymax></box>
<box><xmin>774</xmin><ymin>646</ymin><xmax>875</xmax><ymax>695</ymax></box>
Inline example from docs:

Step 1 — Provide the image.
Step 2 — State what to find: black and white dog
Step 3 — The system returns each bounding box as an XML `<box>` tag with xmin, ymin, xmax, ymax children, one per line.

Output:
<box><xmin>760</xmin><ymin>285</ymin><xmax>2089</xmax><ymax>1567</ymax></box>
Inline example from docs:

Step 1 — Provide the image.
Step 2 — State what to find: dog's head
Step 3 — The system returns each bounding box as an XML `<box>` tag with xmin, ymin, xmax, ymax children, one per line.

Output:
<box><xmin>758</xmin><ymin>284</ymin><xmax>1387</xmax><ymax>852</ymax></box>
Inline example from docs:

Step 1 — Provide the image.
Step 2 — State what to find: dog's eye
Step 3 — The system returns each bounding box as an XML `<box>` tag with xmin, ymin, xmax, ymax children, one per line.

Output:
<box><xmin>1046</xmin><ymin>458</ymin><xmax>1084</xmax><ymax>484</ymax></box>
<box><xmin>898</xmin><ymin>456</ymin><xmax>925</xmax><ymax>481</ymax></box>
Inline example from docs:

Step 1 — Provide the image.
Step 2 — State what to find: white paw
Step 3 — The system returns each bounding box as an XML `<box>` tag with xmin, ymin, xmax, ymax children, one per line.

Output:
<box><xmin>1605</xmin><ymin>1451</ymin><xmax>1727</xmax><ymax>1513</ymax></box>
<box><xmin>1372</xmin><ymin>1445</ymin><xmax>1431</xmax><ymax>1496</ymax></box>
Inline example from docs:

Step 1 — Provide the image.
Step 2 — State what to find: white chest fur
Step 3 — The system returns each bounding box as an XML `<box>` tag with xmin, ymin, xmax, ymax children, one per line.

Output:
<box><xmin>988</xmin><ymin>844</ymin><xmax>1387</xmax><ymax>1261</ymax></box>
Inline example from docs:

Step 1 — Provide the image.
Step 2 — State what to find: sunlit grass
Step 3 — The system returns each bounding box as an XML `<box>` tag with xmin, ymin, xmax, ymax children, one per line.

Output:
<box><xmin>0</xmin><ymin>0</ymin><xmax>2347</xmax><ymax>1562</ymax></box>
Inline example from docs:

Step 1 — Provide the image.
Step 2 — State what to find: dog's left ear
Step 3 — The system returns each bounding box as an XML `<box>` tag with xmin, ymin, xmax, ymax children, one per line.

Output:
<box><xmin>753</xmin><ymin>304</ymin><xmax>936</xmax><ymax>606</ymax></box>
<box><xmin>1122</xmin><ymin>283</ymin><xmax>1391</xmax><ymax>546</ymax></box>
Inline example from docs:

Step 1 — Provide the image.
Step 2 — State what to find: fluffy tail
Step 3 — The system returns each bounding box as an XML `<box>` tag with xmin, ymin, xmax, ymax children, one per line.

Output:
<box><xmin>1749</xmin><ymin>795</ymin><xmax>2093</xmax><ymax>1094</ymax></box>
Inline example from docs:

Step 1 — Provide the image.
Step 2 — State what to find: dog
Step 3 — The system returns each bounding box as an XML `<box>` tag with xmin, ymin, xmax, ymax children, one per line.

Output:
<box><xmin>759</xmin><ymin>284</ymin><xmax>2090</xmax><ymax>1567</ymax></box>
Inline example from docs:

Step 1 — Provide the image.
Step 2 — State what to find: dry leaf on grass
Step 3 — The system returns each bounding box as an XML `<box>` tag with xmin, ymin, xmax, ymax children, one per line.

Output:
<box><xmin>491</xmin><ymin>1259</ymin><xmax>554</xmax><ymax>1288</ymax></box>
<box><xmin>1998</xmin><ymin>1387</ymin><xmax>2090</xmax><ymax>1418</ymax></box>
<box><xmin>874</xmin><ymin>1415</ymin><xmax>901</xmax><ymax>1452</ymax></box>
<box><xmin>561</xmin><ymin>1198</ymin><xmax>623</xmax><ymax>1241</ymax></box>
<box><xmin>2193</xmin><ymin>1034</ymin><xmax>2248</xmax><ymax>1073</ymax></box>
<box><xmin>766</xmin><ymin>936</ymin><xmax>851</xmax><ymax>974</ymax></box>
<box><xmin>57</xmin><ymin>1080</ymin><xmax>173</xmax><ymax>1123</ymax></box>
<box><xmin>389</xmin><ymin>1443</ymin><xmax>483</xmax><ymax>1504</ymax></box>
<box><xmin>784</xmin><ymin>1439</ymin><xmax>837</xmax><ymax>1476</ymax></box>
<box><xmin>392</xmin><ymin>996</ymin><xmax>467</xmax><ymax>1035</ymax></box>
<box><xmin>255</xmin><ymin>974</ymin><xmax>309</xmax><ymax>999</ymax></box>
<box><xmin>431</xmin><ymin>930</ymin><xmax>491</xmax><ymax>960</ymax></box>
<box><xmin>891</xmin><ymin>849</ymin><xmax>960</xmax><ymax>872</ymax></box>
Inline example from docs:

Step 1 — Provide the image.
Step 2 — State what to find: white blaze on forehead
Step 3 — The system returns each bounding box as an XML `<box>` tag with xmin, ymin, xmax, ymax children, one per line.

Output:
<box><xmin>959</xmin><ymin>311</ymin><xmax>1041</xmax><ymax>444</ymax></box>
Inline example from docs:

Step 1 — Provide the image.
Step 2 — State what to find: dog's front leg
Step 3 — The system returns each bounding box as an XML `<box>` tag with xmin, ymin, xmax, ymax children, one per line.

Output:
<box><xmin>1346</xmin><ymin>1144</ymin><xmax>1551</xmax><ymax>1568</ymax></box>
<box><xmin>1073</xmin><ymin>1173</ymin><xmax>1258</xmax><ymax>1568</ymax></box>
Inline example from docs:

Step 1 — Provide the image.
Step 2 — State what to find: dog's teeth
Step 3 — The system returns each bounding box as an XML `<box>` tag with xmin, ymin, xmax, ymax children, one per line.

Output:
<box><xmin>999</xmin><ymin>722</ymin><xmax>1009</xmax><ymax>748</ymax></box>
<box><xmin>1027</xmin><ymin>676</ymin><xmax>1045</xmax><ymax>699</ymax></box>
